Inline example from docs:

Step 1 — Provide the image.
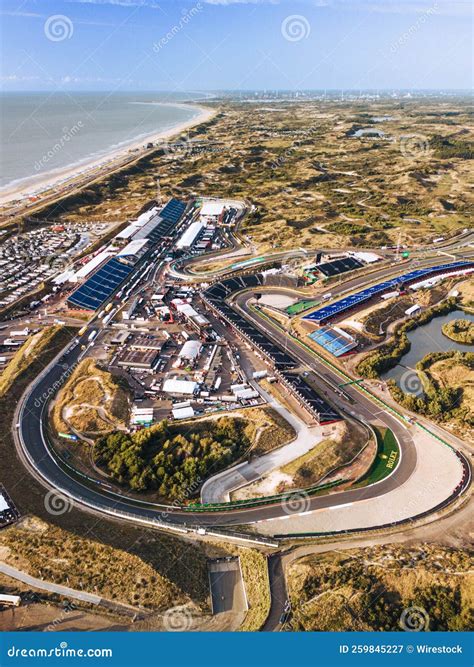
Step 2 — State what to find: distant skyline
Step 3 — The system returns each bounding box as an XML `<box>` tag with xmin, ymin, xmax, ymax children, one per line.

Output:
<box><xmin>0</xmin><ymin>0</ymin><xmax>472</xmax><ymax>92</ymax></box>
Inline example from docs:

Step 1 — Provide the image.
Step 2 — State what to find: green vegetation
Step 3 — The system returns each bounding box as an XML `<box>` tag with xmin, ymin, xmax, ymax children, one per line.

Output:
<box><xmin>0</xmin><ymin>519</ymin><xmax>208</xmax><ymax>611</ymax></box>
<box><xmin>239</xmin><ymin>550</ymin><xmax>271</xmax><ymax>631</ymax></box>
<box><xmin>31</xmin><ymin>100</ymin><xmax>474</xmax><ymax>256</ymax></box>
<box><xmin>246</xmin><ymin>406</ymin><xmax>296</xmax><ymax>456</ymax></box>
<box><xmin>354</xmin><ymin>427</ymin><xmax>399</xmax><ymax>487</ymax></box>
<box><xmin>0</xmin><ymin>326</ymin><xmax>65</xmax><ymax>398</ymax></box>
<box><xmin>430</xmin><ymin>134</ymin><xmax>474</xmax><ymax>160</ymax></box>
<box><xmin>388</xmin><ymin>351</ymin><xmax>474</xmax><ymax>428</ymax></box>
<box><xmin>362</xmin><ymin>298</ymin><xmax>413</xmax><ymax>337</ymax></box>
<box><xmin>94</xmin><ymin>417</ymin><xmax>253</xmax><ymax>498</ymax></box>
<box><xmin>442</xmin><ymin>318</ymin><xmax>474</xmax><ymax>344</ymax></box>
<box><xmin>357</xmin><ymin>298</ymin><xmax>458</xmax><ymax>379</ymax></box>
<box><xmin>287</xmin><ymin>545</ymin><xmax>473</xmax><ymax>631</ymax></box>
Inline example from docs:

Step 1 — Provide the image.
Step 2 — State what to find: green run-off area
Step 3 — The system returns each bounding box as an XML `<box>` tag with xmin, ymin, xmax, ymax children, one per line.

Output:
<box><xmin>355</xmin><ymin>427</ymin><xmax>399</xmax><ymax>487</ymax></box>
<box><xmin>286</xmin><ymin>299</ymin><xmax>321</xmax><ymax>316</ymax></box>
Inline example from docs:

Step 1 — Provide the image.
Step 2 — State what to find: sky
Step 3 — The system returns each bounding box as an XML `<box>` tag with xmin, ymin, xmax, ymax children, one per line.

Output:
<box><xmin>0</xmin><ymin>0</ymin><xmax>472</xmax><ymax>91</ymax></box>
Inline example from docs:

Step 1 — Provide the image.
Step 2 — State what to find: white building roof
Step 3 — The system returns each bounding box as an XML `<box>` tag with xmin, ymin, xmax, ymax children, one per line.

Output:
<box><xmin>162</xmin><ymin>379</ymin><xmax>198</xmax><ymax>395</ymax></box>
<box><xmin>179</xmin><ymin>340</ymin><xmax>202</xmax><ymax>360</ymax></box>
<box><xmin>176</xmin><ymin>221</ymin><xmax>204</xmax><ymax>249</ymax></box>
<box><xmin>135</xmin><ymin>207</ymin><xmax>159</xmax><ymax>228</ymax></box>
<box><xmin>172</xmin><ymin>406</ymin><xmax>195</xmax><ymax>420</ymax></box>
<box><xmin>349</xmin><ymin>251</ymin><xmax>381</xmax><ymax>264</ymax></box>
<box><xmin>116</xmin><ymin>224</ymin><xmax>137</xmax><ymax>240</ymax></box>
<box><xmin>75</xmin><ymin>250</ymin><xmax>113</xmax><ymax>279</ymax></box>
<box><xmin>117</xmin><ymin>238</ymin><xmax>149</xmax><ymax>257</ymax></box>
<box><xmin>53</xmin><ymin>270</ymin><xmax>76</xmax><ymax>285</ymax></box>
<box><xmin>0</xmin><ymin>493</ymin><xmax>9</xmax><ymax>512</ymax></box>
<box><xmin>201</xmin><ymin>201</ymin><xmax>225</xmax><ymax>217</ymax></box>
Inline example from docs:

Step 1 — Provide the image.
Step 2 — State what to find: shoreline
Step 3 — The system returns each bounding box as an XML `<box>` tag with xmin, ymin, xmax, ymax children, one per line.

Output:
<box><xmin>0</xmin><ymin>103</ymin><xmax>216</xmax><ymax>207</ymax></box>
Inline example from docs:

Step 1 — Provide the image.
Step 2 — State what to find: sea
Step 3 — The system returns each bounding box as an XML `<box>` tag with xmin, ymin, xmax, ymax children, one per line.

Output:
<box><xmin>0</xmin><ymin>91</ymin><xmax>208</xmax><ymax>193</ymax></box>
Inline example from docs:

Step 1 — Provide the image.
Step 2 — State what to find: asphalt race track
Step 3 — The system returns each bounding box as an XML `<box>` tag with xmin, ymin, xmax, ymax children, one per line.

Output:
<box><xmin>14</xmin><ymin>257</ymin><xmax>471</xmax><ymax>536</ymax></box>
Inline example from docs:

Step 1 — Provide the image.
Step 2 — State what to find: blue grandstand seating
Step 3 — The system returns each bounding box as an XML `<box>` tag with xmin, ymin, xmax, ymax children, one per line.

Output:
<box><xmin>309</xmin><ymin>326</ymin><xmax>358</xmax><ymax>357</ymax></box>
<box><xmin>68</xmin><ymin>258</ymin><xmax>133</xmax><ymax>311</ymax></box>
<box><xmin>304</xmin><ymin>261</ymin><xmax>474</xmax><ymax>324</ymax></box>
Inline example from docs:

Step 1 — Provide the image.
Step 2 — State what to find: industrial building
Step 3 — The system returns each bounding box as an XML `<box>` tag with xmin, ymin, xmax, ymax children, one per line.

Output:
<box><xmin>117</xmin><ymin>348</ymin><xmax>160</xmax><ymax>371</ymax></box>
<box><xmin>178</xmin><ymin>339</ymin><xmax>202</xmax><ymax>364</ymax></box>
<box><xmin>176</xmin><ymin>220</ymin><xmax>205</xmax><ymax>250</ymax></box>
<box><xmin>129</xmin><ymin>335</ymin><xmax>166</xmax><ymax>352</ymax></box>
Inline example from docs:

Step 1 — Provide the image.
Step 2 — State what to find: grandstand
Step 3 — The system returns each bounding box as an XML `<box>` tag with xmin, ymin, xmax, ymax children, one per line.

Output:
<box><xmin>67</xmin><ymin>198</ymin><xmax>187</xmax><ymax>311</ymax></box>
<box><xmin>314</xmin><ymin>256</ymin><xmax>364</xmax><ymax>278</ymax></box>
<box><xmin>304</xmin><ymin>260</ymin><xmax>474</xmax><ymax>324</ymax></box>
<box><xmin>202</xmin><ymin>274</ymin><xmax>340</xmax><ymax>424</ymax></box>
<box><xmin>67</xmin><ymin>257</ymin><xmax>133</xmax><ymax>311</ymax></box>
<box><xmin>309</xmin><ymin>326</ymin><xmax>358</xmax><ymax>357</ymax></box>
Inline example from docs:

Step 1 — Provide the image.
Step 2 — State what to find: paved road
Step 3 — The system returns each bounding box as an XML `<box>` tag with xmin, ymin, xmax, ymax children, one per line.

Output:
<box><xmin>0</xmin><ymin>562</ymin><xmax>143</xmax><ymax>617</ymax></box>
<box><xmin>261</xmin><ymin>555</ymin><xmax>288</xmax><ymax>632</ymax></box>
<box><xmin>201</xmin><ymin>383</ymin><xmax>326</xmax><ymax>503</ymax></box>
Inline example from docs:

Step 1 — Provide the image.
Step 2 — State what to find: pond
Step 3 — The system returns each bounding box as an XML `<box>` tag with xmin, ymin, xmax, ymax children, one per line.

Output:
<box><xmin>381</xmin><ymin>309</ymin><xmax>474</xmax><ymax>395</ymax></box>
<box><xmin>352</xmin><ymin>128</ymin><xmax>385</xmax><ymax>138</ymax></box>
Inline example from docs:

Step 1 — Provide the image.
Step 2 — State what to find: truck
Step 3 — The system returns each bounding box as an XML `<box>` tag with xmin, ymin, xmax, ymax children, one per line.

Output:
<box><xmin>10</xmin><ymin>329</ymin><xmax>29</xmax><ymax>337</ymax></box>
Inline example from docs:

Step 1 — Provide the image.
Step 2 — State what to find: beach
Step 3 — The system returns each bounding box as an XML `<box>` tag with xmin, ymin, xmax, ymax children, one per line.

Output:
<box><xmin>0</xmin><ymin>102</ymin><xmax>215</xmax><ymax>209</ymax></box>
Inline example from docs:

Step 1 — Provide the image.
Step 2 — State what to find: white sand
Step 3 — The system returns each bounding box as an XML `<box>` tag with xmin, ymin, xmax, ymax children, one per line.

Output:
<box><xmin>0</xmin><ymin>104</ymin><xmax>216</xmax><ymax>207</ymax></box>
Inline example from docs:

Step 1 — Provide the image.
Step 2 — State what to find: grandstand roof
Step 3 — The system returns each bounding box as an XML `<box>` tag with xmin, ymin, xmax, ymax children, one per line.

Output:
<box><xmin>68</xmin><ymin>257</ymin><xmax>133</xmax><ymax>311</ymax></box>
<box><xmin>304</xmin><ymin>261</ymin><xmax>474</xmax><ymax>324</ymax></box>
